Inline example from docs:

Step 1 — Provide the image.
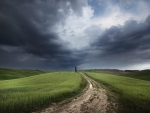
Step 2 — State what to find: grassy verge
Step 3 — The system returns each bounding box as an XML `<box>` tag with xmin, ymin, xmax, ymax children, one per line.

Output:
<box><xmin>0</xmin><ymin>68</ymin><xmax>47</xmax><ymax>80</ymax></box>
<box><xmin>85</xmin><ymin>71</ymin><xmax>150</xmax><ymax>113</ymax></box>
<box><xmin>0</xmin><ymin>71</ymin><xmax>86</xmax><ymax>113</ymax></box>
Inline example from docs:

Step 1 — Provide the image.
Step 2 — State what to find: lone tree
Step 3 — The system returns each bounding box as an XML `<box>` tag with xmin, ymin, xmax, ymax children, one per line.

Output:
<box><xmin>75</xmin><ymin>66</ymin><xmax>77</xmax><ymax>72</ymax></box>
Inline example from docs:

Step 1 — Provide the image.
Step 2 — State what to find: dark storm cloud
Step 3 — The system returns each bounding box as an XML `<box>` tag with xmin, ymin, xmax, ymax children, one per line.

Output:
<box><xmin>83</xmin><ymin>16</ymin><xmax>150</xmax><ymax>69</ymax></box>
<box><xmin>93</xmin><ymin>15</ymin><xmax>150</xmax><ymax>55</ymax></box>
<box><xmin>0</xmin><ymin>0</ymin><xmax>86</xmax><ymax>69</ymax></box>
<box><xmin>76</xmin><ymin>14</ymin><xmax>150</xmax><ymax>70</ymax></box>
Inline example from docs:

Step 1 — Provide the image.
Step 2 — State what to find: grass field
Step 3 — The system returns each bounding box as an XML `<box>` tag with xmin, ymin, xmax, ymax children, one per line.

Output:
<box><xmin>119</xmin><ymin>70</ymin><xmax>150</xmax><ymax>81</ymax></box>
<box><xmin>0</xmin><ymin>70</ymin><xmax>86</xmax><ymax>113</ymax></box>
<box><xmin>0</xmin><ymin>68</ymin><xmax>47</xmax><ymax>80</ymax></box>
<box><xmin>85</xmin><ymin>71</ymin><xmax>150</xmax><ymax>113</ymax></box>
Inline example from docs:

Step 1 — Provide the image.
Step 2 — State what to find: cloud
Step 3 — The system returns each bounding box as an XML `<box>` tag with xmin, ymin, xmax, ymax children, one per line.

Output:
<box><xmin>1</xmin><ymin>0</ymin><xmax>150</xmax><ymax>70</ymax></box>
<box><xmin>83</xmin><ymin>15</ymin><xmax>150</xmax><ymax>69</ymax></box>
<box><xmin>0</xmin><ymin>0</ymin><xmax>87</xmax><ymax>69</ymax></box>
<box><xmin>54</xmin><ymin>5</ymin><xmax>94</xmax><ymax>49</ymax></box>
<box><xmin>88</xmin><ymin>0</ymin><xmax>150</xmax><ymax>29</ymax></box>
<box><xmin>93</xmin><ymin>15</ymin><xmax>150</xmax><ymax>54</ymax></box>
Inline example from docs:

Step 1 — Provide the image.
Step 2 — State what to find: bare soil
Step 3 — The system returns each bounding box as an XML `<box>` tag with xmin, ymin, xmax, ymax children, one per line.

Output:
<box><xmin>33</xmin><ymin>72</ymin><xmax>118</xmax><ymax>113</ymax></box>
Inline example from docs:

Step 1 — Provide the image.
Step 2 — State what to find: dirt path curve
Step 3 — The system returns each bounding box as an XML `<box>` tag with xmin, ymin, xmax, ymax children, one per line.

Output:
<box><xmin>33</xmin><ymin>72</ymin><xmax>109</xmax><ymax>113</ymax></box>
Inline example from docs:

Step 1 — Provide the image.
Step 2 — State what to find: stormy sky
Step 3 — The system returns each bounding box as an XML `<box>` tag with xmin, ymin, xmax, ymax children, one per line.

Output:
<box><xmin>0</xmin><ymin>0</ymin><xmax>150</xmax><ymax>70</ymax></box>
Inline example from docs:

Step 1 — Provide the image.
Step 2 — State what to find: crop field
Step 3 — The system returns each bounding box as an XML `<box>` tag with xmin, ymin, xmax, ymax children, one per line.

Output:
<box><xmin>0</xmin><ymin>70</ymin><xmax>85</xmax><ymax>113</ymax></box>
<box><xmin>85</xmin><ymin>71</ymin><xmax>150</xmax><ymax>113</ymax></box>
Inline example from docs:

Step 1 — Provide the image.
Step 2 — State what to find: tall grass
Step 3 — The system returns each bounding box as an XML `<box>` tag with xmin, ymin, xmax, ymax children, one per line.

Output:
<box><xmin>85</xmin><ymin>71</ymin><xmax>150</xmax><ymax>113</ymax></box>
<box><xmin>0</xmin><ymin>71</ymin><xmax>83</xmax><ymax>113</ymax></box>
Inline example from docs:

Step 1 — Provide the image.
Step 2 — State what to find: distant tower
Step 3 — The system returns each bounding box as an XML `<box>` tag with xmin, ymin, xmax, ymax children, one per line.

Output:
<box><xmin>75</xmin><ymin>66</ymin><xmax>77</xmax><ymax>72</ymax></box>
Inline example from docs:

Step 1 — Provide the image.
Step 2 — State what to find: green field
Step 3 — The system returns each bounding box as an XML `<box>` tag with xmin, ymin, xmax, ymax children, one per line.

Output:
<box><xmin>0</xmin><ymin>68</ymin><xmax>48</xmax><ymax>80</ymax></box>
<box><xmin>85</xmin><ymin>71</ymin><xmax>150</xmax><ymax>113</ymax></box>
<box><xmin>119</xmin><ymin>70</ymin><xmax>150</xmax><ymax>81</ymax></box>
<box><xmin>0</xmin><ymin>70</ymin><xmax>85</xmax><ymax>113</ymax></box>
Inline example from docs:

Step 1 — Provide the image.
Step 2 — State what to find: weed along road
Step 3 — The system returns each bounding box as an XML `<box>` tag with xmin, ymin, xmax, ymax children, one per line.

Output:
<box><xmin>34</xmin><ymin>72</ymin><xmax>114</xmax><ymax>113</ymax></box>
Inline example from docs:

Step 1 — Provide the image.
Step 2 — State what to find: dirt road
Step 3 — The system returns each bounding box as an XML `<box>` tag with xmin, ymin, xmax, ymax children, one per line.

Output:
<box><xmin>33</xmin><ymin>72</ymin><xmax>116</xmax><ymax>113</ymax></box>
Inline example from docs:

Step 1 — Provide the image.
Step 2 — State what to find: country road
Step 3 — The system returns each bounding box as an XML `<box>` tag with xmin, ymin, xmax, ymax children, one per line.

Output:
<box><xmin>33</xmin><ymin>72</ymin><xmax>117</xmax><ymax>113</ymax></box>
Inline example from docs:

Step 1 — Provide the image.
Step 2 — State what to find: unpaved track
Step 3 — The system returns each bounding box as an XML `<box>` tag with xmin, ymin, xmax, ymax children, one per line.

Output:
<box><xmin>33</xmin><ymin>72</ymin><xmax>109</xmax><ymax>113</ymax></box>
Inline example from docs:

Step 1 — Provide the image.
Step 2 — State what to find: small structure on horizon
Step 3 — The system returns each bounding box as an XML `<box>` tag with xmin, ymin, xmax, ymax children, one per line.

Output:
<box><xmin>75</xmin><ymin>66</ymin><xmax>77</xmax><ymax>72</ymax></box>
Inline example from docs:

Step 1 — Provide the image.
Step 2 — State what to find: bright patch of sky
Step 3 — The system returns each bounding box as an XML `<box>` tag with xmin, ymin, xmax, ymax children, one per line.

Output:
<box><xmin>53</xmin><ymin>0</ymin><xmax>150</xmax><ymax>50</ymax></box>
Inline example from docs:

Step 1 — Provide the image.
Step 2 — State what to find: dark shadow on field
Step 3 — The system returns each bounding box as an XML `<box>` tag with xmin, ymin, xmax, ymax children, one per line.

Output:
<box><xmin>87</xmin><ymin>69</ymin><xmax>150</xmax><ymax>82</ymax></box>
<box><xmin>118</xmin><ymin>70</ymin><xmax>150</xmax><ymax>82</ymax></box>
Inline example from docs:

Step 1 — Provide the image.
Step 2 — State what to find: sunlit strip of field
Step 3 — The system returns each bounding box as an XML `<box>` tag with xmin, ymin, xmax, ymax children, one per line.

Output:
<box><xmin>0</xmin><ymin>71</ymin><xmax>84</xmax><ymax>113</ymax></box>
<box><xmin>85</xmin><ymin>71</ymin><xmax>150</xmax><ymax>113</ymax></box>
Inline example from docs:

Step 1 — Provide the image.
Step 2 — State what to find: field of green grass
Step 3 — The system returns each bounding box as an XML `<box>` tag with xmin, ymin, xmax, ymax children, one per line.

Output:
<box><xmin>0</xmin><ymin>70</ymin><xmax>85</xmax><ymax>113</ymax></box>
<box><xmin>0</xmin><ymin>68</ymin><xmax>47</xmax><ymax>80</ymax></box>
<box><xmin>85</xmin><ymin>71</ymin><xmax>150</xmax><ymax>113</ymax></box>
<box><xmin>119</xmin><ymin>70</ymin><xmax>150</xmax><ymax>81</ymax></box>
